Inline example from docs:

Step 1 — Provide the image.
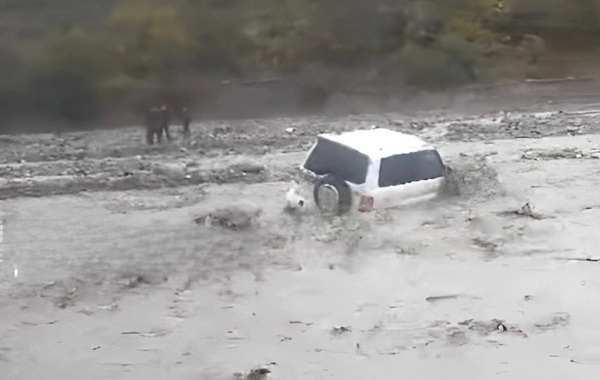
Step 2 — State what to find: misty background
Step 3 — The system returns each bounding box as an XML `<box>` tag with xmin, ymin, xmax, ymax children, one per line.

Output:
<box><xmin>1</xmin><ymin>0</ymin><xmax>600</xmax><ymax>133</ymax></box>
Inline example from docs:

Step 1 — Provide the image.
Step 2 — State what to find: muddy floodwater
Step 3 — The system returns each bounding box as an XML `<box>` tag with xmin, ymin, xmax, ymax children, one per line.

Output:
<box><xmin>3</xmin><ymin>89</ymin><xmax>600</xmax><ymax>379</ymax></box>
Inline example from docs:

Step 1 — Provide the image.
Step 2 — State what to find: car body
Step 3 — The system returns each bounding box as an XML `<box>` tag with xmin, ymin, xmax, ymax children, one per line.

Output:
<box><xmin>286</xmin><ymin>128</ymin><xmax>448</xmax><ymax>214</ymax></box>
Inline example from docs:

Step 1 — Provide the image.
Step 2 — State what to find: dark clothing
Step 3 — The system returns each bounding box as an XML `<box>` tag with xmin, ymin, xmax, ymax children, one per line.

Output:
<box><xmin>145</xmin><ymin>107</ymin><xmax>171</xmax><ymax>145</ymax></box>
<box><xmin>182</xmin><ymin>112</ymin><xmax>191</xmax><ymax>141</ymax></box>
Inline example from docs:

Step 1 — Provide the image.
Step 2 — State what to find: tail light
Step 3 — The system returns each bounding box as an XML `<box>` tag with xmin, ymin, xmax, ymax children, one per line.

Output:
<box><xmin>358</xmin><ymin>196</ymin><xmax>374</xmax><ymax>212</ymax></box>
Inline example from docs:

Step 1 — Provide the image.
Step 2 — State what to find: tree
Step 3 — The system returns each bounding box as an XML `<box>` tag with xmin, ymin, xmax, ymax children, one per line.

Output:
<box><xmin>428</xmin><ymin>0</ymin><xmax>502</xmax><ymax>47</ymax></box>
<box><xmin>103</xmin><ymin>0</ymin><xmax>197</xmax><ymax>78</ymax></box>
<box><xmin>34</xmin><ymin>27</ymin><xmax>118</xmax><ymax>121</ymax></box>
<box><xmin>179</xmin><ymin>0</ymin><xmax>256</xmax><ymax>75</ymax></box>
<box><xmin>251</xmin><ymin>0</ymin><xmax>315</xmax><ymax>70</ymax></box>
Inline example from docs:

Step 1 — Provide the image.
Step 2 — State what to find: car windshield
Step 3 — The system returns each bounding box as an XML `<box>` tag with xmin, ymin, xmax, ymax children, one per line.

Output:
<box><xmin>378</xmin><ymin>149</ymin><xmax>445</xmax><ymax>187</ymax></box>
<box><xmin>303</xmin><ymin>137</ymin><xmax>370</xmax><ymax>184</ymax></box>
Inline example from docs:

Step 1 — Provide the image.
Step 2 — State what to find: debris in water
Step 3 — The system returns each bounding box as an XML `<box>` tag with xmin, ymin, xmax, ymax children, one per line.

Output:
<box><xmin>426</xmin><ymin>294</ymin><xmax>481</xmax><ymax>303</ymax></box>
<box><xmin>332</xmin><ymin>326</ymin><xmax>352</xmax><ymax>335</ymax></box>
<box><xmin>194</xmin><ymin>207</ymin><xmax>261</xmax><ymax>230</ymax></box>
<box><xmin>497</xmin><ymin>202</ymin><xmax>550</xmax><ymax>220</ymax></box>
<box><xmin>121</xmin><ymin>330</ymin><xmax>170</xmax><ymax>338</ymax></box>
<box><xmin>79</xmin><ymin>307</ymin><xmax>94</xmax><ymax>316</ymax></box>
<box><xmin>234</xmin><ymin>363</ymin><xmax>277</xmax><ymax>380</ymax></box>
<box><xmin>517</xmin><ymin>202</ymin><xmax>534</xmax><ymax>216</ymax></box>
<box><xmin>521</xmin><ymin>147</ymin><xmax>589</xmax><ymax>160</ymax></box>
<box><xmin>115</xmin><ymin>274</ymin><xmax>165</xmax><ymax>288</ymax></box>
<box><xmin>194</xmin><ymin>207</ymin><xmax>262</xmax><ymax>231</ymax></box>
<box><xmin>471</xmin><ymin>237</ymin><xmax>499</xmax><ymax>252</ymax></box>
<box><xmin>553</xmin><ymin>255</ymin><xmax>600</xmax><ymax>262</ymax></box>
<box><xmin>97</xmin><ymin>303</ymin><xmax>119</xmax><ymax>311</ymax></box>
<box><xmin>534</xmin><ymin>312</ymin><xmax>570</xmax><ymax>331</ymax></box>
<box><xmin>228</xmin><ymin>161</ymin><xmax>265</xmax><ymax>174</ymax></box>
<box><xmin>457</xmin><ymin>319</ymin><xmax>526</xmax><ymax>337</ymax></box>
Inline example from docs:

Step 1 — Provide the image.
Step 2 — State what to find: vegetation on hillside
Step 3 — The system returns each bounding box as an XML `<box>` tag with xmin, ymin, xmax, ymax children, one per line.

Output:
<box><xmin>0</xmin><ymin>0</ymin><xmax>600</xmax><ymax>128</ymax></box>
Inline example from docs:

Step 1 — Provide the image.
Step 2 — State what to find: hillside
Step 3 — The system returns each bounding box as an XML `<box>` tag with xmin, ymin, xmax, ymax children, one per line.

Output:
<box><xmin>1</xmin><ymin>0</ymin><xmax>600</xmax><ymax>132</ymax></box>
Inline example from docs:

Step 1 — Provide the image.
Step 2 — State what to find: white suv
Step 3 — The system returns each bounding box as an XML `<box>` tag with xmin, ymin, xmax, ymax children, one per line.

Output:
<box><xmin>286</xmin><ymin>128</ymin><xmax>449</xmax><ymax>214</ymax></box>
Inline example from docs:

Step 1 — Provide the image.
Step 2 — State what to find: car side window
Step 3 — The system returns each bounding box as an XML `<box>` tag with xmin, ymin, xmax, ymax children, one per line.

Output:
<box><xmin>378</xmin><ymin>150</ymin><xmax>445</xmax><ymax>187</ymax></box>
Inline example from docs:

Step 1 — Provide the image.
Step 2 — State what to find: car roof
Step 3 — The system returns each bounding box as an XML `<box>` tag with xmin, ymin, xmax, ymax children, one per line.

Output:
<box><xmin>318</xmin><ymin>128</ymin><xmax>434</xmax><ymax>159</ymax></box>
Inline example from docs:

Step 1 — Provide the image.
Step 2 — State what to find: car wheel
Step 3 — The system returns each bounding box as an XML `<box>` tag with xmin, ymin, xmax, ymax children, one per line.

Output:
<box><xmin>313</xmin><ymin>174</ymin><xmax>352</xmax><ymax>215</ymax></box>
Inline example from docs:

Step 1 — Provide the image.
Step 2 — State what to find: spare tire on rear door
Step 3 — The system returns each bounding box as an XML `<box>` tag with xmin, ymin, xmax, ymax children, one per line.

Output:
<box><xmin>313</xmin><ymin>174</ymin><xmax>352</xmax><ymax>215</ymax></box>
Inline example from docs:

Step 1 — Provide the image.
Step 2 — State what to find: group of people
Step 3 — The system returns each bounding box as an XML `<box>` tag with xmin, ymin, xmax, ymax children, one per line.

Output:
<box><xmin>144</xmin><ymin>105</ymin><xmax>191</xmax><ymax>145</ymax></box>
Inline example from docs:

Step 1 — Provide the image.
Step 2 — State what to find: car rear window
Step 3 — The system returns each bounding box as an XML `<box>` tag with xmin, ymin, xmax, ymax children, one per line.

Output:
<box><xmin>303</xmin><ymin>137</ymin><xmax>370</xmax><ymax>184</ymax></box>
<box><xmin>378</xmin><ymin>149</ymin><xmax>445</xmax><ymax>187</ymax></box>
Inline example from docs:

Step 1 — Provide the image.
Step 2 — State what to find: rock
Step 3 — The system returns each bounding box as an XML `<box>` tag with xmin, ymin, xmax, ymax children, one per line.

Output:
<box><xmin>115</xmin><ymin>273</ymin><xmax>167</xmax><ymax>288</ymax></box>
<box><xmin>228</xmin><ymin>161</ymin><xmax>265</xmax><ymax>174</ymax></box>
<box><xmin>233</xmin><ymin>363</ymin><xmax>277</xmax><ymax>380</ymax></box>
<box><xmin>332</xmin><ymin>326</ymin><xmax>352</xmax><ymax>335</ymax></box>
<box><xmin>120</xmin><ymin>157</ymin><xmax>144</xmax><ymax>172</ymax></box>
<box><xmin>534</xmin><ymin>312</ymin><xmax>570</xmax><ymax>331</ymax></box>
<box><xmin>521</xmin><ymin>148</ymin><xmax>584</xmax><ymax>160</ymax></box>
<box><xmin>187</xmin><ymin>169</ymin><xmax>207</xmax><ymax>183</ymax></box>
<box><xmin>152</xmin><ymin>163</ymin><xmax>186</xmax><ymax>181</ymax></box>
<box><xmin>245</xmin><ymin>368</ymin><xmax>271</xmax><ymax>380</ymax></box>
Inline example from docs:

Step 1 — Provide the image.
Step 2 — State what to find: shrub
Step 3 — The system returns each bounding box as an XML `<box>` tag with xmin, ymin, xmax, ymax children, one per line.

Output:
<box><xmin>32</xmin><ymin>27</ymin><xmax>117</xmax><ymax>122</ymax></box>
<box><xmin>400</xmin><ymin>36</ymin><xmax>482</xmax><ymax>88</ymax></box>
<box><xmin>103</xmin><ymin>0</ymin><xmax>198</xmax><ymax>76</ymax></box>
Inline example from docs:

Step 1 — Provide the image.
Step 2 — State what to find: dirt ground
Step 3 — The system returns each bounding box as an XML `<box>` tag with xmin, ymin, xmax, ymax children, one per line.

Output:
<box><xmin>3</xmin><ymin>80</ymin><xmax>600</xmax><ymax>379</ymax></box>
